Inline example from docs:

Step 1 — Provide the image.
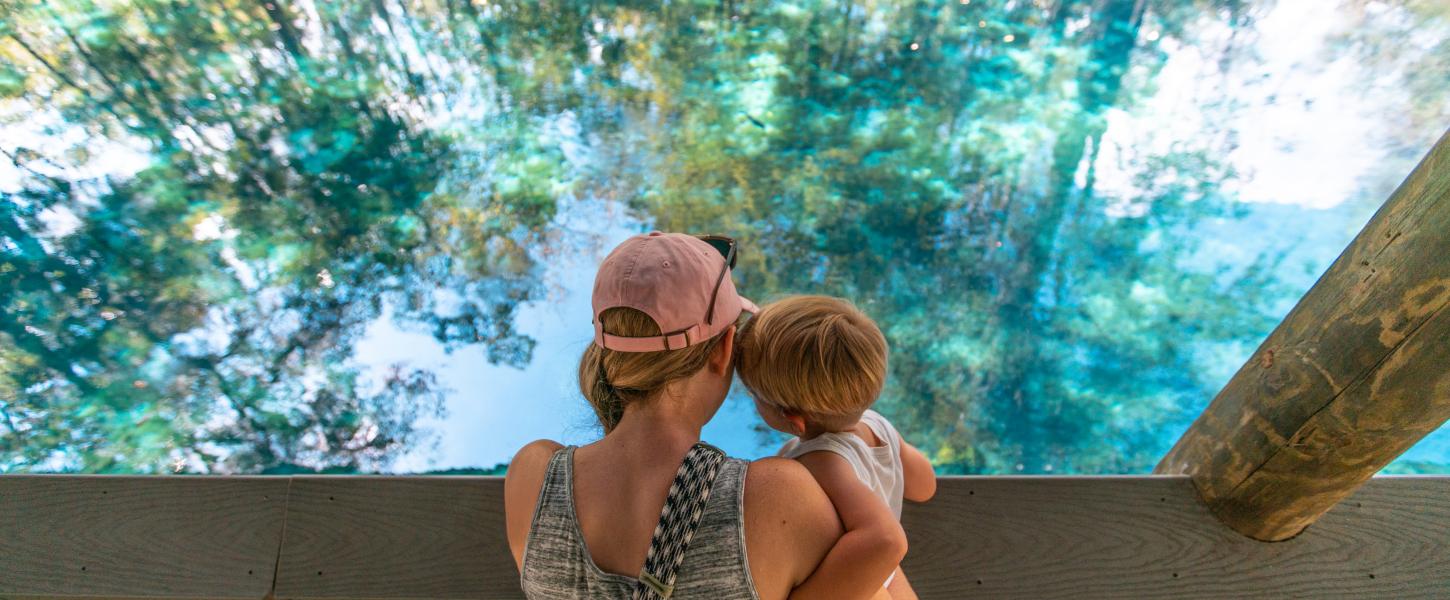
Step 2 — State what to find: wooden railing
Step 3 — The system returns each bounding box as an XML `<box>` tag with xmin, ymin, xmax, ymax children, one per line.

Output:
<box><xmin>2</xmin><ymin>475</ymin><xmax>1449</xmax><ymax>599</ymax></box>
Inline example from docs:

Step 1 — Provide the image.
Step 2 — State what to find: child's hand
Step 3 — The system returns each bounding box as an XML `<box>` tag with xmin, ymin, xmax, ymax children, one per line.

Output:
<box><xmin>787</xmin><ymin>451</ymin><xmax>908</xmax><ymax>600</ymax></box>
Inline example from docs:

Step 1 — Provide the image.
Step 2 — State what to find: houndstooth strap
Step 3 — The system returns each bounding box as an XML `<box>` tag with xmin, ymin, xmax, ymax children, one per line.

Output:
<box><xmin>632</xmin><ymin>442</ymin><xmax>727</xmax><ymax>600</ymax></box>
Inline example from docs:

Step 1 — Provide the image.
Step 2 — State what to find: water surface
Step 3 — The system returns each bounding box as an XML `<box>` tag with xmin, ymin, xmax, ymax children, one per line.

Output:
<box><xmin>2</xmin><ymin>0</ymin><xmax>1447</xmax><ymax>474</ymax></box>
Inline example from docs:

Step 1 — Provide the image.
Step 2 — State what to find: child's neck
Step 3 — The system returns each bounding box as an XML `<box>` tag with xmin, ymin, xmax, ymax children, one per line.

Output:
<box><xmin>797</xmin><ymin>419</ymin><xmax>861</xmax><ymax>441</ymax></box>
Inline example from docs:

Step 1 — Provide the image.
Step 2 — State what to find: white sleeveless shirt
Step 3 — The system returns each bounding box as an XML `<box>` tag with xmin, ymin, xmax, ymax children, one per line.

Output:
<box><xmin>777</xmin><ymin>409</ymin><xmax>905</xmax><ymax>519</ymax></box>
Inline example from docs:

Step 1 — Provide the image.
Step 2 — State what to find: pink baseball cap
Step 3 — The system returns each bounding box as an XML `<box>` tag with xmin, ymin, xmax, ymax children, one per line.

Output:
<box><xmin>592</xmin><ymin>232</ymin><xmax>759</xmax><ymax>352</ymax></box>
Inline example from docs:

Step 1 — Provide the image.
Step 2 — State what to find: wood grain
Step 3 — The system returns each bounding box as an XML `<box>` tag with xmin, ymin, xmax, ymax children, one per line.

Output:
<box><xmin>900</xmin><ymin>477</ymin><xmax>1450</xmax><ymax>600</ymax></box>
<box><xmin>1214</xmin><ymin>304</ymin><xmax>1450</xmax><ymax>538</ymax></box>
<box><xmin>1156</xmin><ymin>128</ymin><xmax>1450</xmax><ymax>540</ymax></box>
<box><xmin>4</xmin><ymin>476</ymin><xmax>1447</xmax><ymax>599</ymax></box>
<box><xmin>272</xmin><ymin>476</ymin><xmax>519</xmax><ymax>600</ymax></box>
<box><xmin>0</xmin><ymin>475</ymin><xmax>289</xmax><ymax>599</ymax></box>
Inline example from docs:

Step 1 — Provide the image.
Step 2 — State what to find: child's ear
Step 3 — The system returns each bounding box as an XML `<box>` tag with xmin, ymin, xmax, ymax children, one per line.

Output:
<box><xmin>784</xmin><ymin>411</ymin><xmax>807</xmax><ymax>437</ymax></box>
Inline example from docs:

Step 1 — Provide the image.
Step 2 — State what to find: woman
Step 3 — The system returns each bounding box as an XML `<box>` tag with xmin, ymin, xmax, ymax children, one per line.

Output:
<box><xmin>505</xmin><ymin>232</ymin><xmax>896</xmax><ymax>599</ymax></box>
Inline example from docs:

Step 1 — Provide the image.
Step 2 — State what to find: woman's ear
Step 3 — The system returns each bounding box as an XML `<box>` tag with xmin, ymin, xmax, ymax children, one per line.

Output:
<box><xmin>708</xmin><ymin>325</ymin><xmax>735</xmax><ymax>376</ymax></box>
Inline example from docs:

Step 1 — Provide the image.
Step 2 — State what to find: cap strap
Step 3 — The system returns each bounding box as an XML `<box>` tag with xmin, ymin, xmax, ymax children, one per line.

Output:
<box><xmin>594</xmin><ymin>322</ymin><xmax>707</xmax><ymax>352</ymax></box>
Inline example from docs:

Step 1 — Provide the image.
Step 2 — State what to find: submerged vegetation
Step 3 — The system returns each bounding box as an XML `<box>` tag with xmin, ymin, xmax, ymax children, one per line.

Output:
<box><xmin>1</xmin><ymin>0</ymin><xmax>1446</xmax><ymax>474</ymax></box>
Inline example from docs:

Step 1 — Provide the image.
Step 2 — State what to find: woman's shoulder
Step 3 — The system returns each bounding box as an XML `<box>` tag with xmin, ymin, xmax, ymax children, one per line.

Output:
<box><xmin>745</xmin><ymin>457</ymin><xmax>838</xmax><ymax>518</ymax></box>
<box><xmin>742</xmin><ymin>457</ymin><xmax>844</xmax><ymax>597</ymax></box>
<box><xmin>512</xmin><ymin>439</ymin><xmax>567</xmax><ymax>469</ymax></box>
<box><xmin>744</xmin><ymin>456</ymin><xmax>817</xmax><ymax>491</ymax></box>
<box><xmin>504</xmin><ymin>439</ymin><xmax>566</xmax><ymax>502</ymax></box>
<box><xmin>503</xmin><ymin>439</ymin><xmax>566</xmax><ymax>569</ymax></box>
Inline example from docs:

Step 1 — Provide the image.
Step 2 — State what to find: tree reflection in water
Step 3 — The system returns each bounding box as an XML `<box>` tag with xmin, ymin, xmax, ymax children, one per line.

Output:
<box><xmin>1</xmin><ymin>0</ymin><xmax>1445</xmax><ymax>474</ymax></box>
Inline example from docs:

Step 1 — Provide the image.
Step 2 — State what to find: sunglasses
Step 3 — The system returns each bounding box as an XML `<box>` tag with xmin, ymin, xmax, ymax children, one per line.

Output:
<box><xmin>696</xmin><ymin>234</ymin><xmax>737</xmax><ymax>326</ymax></box>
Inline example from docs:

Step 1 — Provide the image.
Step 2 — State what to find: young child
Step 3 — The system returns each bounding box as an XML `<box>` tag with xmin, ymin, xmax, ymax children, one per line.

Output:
<box><xmin>737</xmin><ymin>295</ymin><xmax>937</xmax><ymax>600</ymax></box>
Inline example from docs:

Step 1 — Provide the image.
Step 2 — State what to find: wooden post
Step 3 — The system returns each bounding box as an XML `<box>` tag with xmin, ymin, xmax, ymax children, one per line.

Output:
<box><xmin>1156</xmin><ymin>128</ymin><xmax>1450</xmax><ymax>541</ymax></box>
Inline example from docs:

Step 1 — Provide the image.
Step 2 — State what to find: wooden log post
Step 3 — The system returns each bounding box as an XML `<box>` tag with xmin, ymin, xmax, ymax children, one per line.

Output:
<box><xmin>1156</xmin><ymin>128</ymin><xmax>1450</xmax><ymax>541</ymax></box>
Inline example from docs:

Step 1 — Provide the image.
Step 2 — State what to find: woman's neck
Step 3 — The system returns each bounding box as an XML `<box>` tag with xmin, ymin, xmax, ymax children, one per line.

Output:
<box><xmin>596</xmin><ymin>392</ymin><xmax>709</xmax><ymax>461</ymax></box>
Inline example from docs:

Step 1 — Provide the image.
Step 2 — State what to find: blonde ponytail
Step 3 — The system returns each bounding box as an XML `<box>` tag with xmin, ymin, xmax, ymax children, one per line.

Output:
<box><xmin>578</xmin><ymin>307</ymin><xmax>733</xmax><ymax>433</ymax></box>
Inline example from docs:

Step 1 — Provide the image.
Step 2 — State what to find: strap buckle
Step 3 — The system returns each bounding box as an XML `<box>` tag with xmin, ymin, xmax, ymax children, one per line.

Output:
<box><xmin>638</xmin><ymin>572</ymin><xmax>674</xmax><ymax>599</ymax></box>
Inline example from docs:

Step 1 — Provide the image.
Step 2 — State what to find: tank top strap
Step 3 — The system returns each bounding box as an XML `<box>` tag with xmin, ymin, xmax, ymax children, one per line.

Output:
<box><xmin>633</xmin><ymin>442</ymin><xmax>728</xmax><ymax>600</ymax></box>
<box><xmin>780</xmin><ymin>430</ymin><xmax>867</xmax><ymax>463</ymax></box>
<box><xmin>533</xmin><ymin>446</ymin><xmax>574</xmax><ymax>520</ymax></box>
<box><xmin>860</xmin><ymin>409</ymin><xmax>902</xmax><ymax>458</ymax></box>
<box><xmin>531</xmin><ymin>446</ymin><xmax>574</xmax><ymax>523</ymax></box>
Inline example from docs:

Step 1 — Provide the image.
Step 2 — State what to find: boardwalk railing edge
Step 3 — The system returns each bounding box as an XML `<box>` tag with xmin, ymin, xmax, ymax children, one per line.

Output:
<box><xmin>3</xmin><ymin>474</ymin><xmax>1448</xmax><ymax>599</ymax></box>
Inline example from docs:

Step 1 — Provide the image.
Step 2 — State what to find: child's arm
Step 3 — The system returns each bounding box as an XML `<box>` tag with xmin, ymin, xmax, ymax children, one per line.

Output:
<box><xmin>885</xmin><ymin>566</ymin><xmax>919</xmax><ymax>600</ymax></box>
<box><xmin>900</xmin><ymin>440</ymin><xmax>936</xmax><ymax>503</ymax></box>
<box><xmin>788</xmin><ymin>450</ymin><xmax>908</xmax><ymax>600</ymax></box>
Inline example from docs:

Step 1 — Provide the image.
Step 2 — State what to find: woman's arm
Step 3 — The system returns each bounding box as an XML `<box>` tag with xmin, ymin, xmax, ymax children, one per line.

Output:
<box><xmin>503</xmin><ymin>439</ymin><xmax>563</xmax><ymax>570</ymax></box>
<box><xmin>899</xmin><ymin>440</ymin><xmax>936</xmax><ymax>503</ymax></box>
<box><xmin>788</xmin><ymin>451</ymin><xmax>908</xmax><ymax>600</ymax></box>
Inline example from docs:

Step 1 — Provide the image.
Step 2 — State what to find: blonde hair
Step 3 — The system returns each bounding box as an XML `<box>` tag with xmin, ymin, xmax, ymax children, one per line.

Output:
<box><xmin>736</xmin><ymin>295</ymin><xmax>888</xmax><ymax>431</ymax></box>
<box><xmin>578</xmin><ymin>307</ymin><xmax>733</xmax><ymax>433</ymax></box>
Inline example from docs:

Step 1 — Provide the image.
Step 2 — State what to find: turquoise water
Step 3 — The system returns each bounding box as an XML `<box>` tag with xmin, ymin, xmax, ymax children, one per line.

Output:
<box><xmin>1</xmin><ymin>0</ymin><xmax>1447</xmax><ymax>474</ymax></box>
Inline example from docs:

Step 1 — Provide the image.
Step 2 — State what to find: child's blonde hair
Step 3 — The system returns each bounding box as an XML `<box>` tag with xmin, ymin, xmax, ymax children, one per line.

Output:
<box><xmin>737</xmin><ymin>295</ymin><xmax>888</xmax><ymax>431</ymax></box>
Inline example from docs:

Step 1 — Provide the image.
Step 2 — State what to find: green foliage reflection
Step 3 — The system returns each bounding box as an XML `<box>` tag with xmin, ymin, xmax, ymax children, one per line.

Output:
<box><xmin>2</xmin><ymin>0</ymin><xmax>1446</xmax><ymax>474</ymax></box>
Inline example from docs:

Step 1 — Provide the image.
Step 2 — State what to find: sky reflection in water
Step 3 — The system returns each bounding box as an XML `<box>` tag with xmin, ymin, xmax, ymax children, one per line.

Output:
<box><xmin>1</xmin><ymin>0</ymin><xmax>1447</xmax><ymax>474</ymax></box>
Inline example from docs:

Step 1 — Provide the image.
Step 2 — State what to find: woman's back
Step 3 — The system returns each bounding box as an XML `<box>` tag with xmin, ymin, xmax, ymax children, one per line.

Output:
<box><xmin>521</xmin><ymin>446</ymin><xmax>755</xmax><ymax>598</ymax></box>
<box><xmin>506</xmin><ymin>438</ymin><xmax>843</xmax><ymax>600</ymax></box>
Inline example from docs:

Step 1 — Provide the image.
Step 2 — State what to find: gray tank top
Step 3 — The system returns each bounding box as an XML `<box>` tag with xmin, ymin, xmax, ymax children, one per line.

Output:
<box><xmin>520</xmin><ymin>446</ymin><xmax>760</xmax><ymax>600</ymax></box>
